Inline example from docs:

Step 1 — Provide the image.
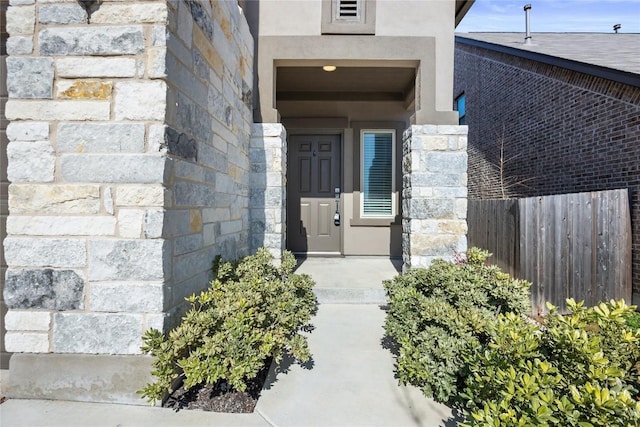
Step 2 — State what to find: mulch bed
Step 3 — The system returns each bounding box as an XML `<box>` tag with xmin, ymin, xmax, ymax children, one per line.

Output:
<box><xmin>162</xmin><ymin>359</ymin><xmax>272</xmax><ymax>413</ymax></box>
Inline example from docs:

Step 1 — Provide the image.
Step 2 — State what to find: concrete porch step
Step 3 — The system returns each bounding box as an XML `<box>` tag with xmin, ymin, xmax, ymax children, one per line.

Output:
<box><xmin>313</xmin><ymin>287</ymin><xmax>387</xmax><ymax>304</ymax></box>
<box><xmin>294</xmin><ymin>256</ymin><xmax>400</xmax><ymax>304</ymax></box>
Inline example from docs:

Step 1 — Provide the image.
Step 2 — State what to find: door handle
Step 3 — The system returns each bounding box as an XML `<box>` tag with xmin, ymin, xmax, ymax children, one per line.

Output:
<box><xmin>334</xmin><ymin>187</ymin><xmax>341</xmax><ymax>226</ymax></box>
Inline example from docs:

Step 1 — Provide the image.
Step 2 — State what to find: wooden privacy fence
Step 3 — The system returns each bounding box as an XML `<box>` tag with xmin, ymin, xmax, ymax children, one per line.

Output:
<box><xmin>468</xmin><ymin>189</ymin><xmax>632</xmax><ymax>315</ymax></box>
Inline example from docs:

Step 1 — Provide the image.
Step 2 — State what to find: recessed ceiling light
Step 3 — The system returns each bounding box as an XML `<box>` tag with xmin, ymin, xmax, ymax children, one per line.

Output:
<box><xmin>322</xmin><ymin>65</ymin><xmax>337</xmax><ymax>72</ymax></box>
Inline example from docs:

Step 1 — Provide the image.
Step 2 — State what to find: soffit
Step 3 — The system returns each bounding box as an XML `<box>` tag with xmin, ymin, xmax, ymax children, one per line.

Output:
<box><xmin>276</xmin><ymin>66</ymin><xmax>416</xmax><ymax>102</ymax></box>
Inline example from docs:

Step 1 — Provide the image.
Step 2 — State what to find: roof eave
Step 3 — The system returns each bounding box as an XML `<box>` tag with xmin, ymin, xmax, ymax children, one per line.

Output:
<box><xmin>455</xmin><ymin>0</ymin><xmax>475</xmax><ymax>27</ymax></box>
<box><xmin>455</xmin><ymin>35</ymin><xmax>640</xmax><ymax>88</ymax></box>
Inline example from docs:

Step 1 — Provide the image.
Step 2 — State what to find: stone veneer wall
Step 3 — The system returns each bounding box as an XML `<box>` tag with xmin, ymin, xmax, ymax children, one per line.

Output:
<box><xmin>402</xmin><ymin>125</ymin><xmax>468</xmax><ymax>268</ymax></box>
<box><xmin>3</xmin><ymin>0</ymin><xmax>253</xmax><ymax>386</ymax></box>
<box><xmin>249</xmin><ymin>123</ymin><xmax>286</xmax><ymax>258</ymax></box>
<box><xmin>1</xmin><ymin>0</ymin><xmax>9</xmax><ymax>369</ymax></box>
<box><xmin>162</xmin><ymin>0</ymin><xmax>253</xmax><ymax>326</ymax></box>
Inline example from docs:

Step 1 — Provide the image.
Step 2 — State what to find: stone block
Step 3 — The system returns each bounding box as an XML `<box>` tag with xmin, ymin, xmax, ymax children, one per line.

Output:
<box><xmin>39</xmin><ymin>26</ymin><xmax>145</xmax><ymax>55</ymax></box>
<box><xmin>152</xmin><ymin>25</ymin><xmax>167</xmax><ymax>46</ymax></box>
<box><xmin>165</xmin><ymin>127</ymin><xmax>197</xmax><ymax>161</ymax></box>
<box><xmin>437</xmin><ymin>125</ymin><xmax>468</xmax><ymax>135</ymax></box>
<box><xmin>455</xmin><ymin>199</ymin><xmax>468</xmax><ymax>219</ymax></box>
<box><xmin>203</xmin><ymin>223</ymin><xmax>216</xmax><ymax>245</ymax></box>
<box><xmin>7</xmin><ymin>141</ymin><xmax>55</xmax><ymax>182</ymax></box>
<box><xmin>4</xmin><ymin>269</ymin><xmax>84</xmax><ymax>310</ymax></box>
<box><xmin>89</xmin><ymin>282</ymin><xmax>164</xmax><ymax>313</ymax></box>
<box><xmin>117</xmin><ymin>209</ymin><xmax>143</xmax><ymax>238</ymax></box>
<box><xmin>38</xmin><ymin>4</ymin><xmax>86</xmax><ymax>24</ymax></box>
<box><xmin>88</xmin><ymin>239</ymin><xmax>168</xmax><ymax>281</ymax></box>
<box><xmin>56</xmin><ymin>57</ymin><xmax>137</xmax><ymax>78</ymax></box>
<box><xmin>7</xmin><ymin>5</ymin><xmax>35</xmax><ymax>34</ymax></box>
<box><xmin>61</xmin><ymin>155</ymin><xmax>166</xmax><ymax>183</ymax></box>
<box><xmin>57</xmin><ymin>123</ymin><xmax>144</xmax><ymax>153</ymax></box>
<box><xmin>174</xmin><ymin>160</ymin><xmax>204</xmax><ymax>182</ymax></box>
<box><xmin>7</xmin><ymin>353</ymin><xmax>154</xmax><ymax>404</ymax></box>
<box><xmin>144</xmin><ymin>209</ymin><xmax>164</xmax><ymax>238</ymax></box>
<box><xmin>410</xmin><ymin>233</ymin><xmax>462</xmax><ymax>257</ymax></box>
<box><xmin>173</xmin><ymin>247</ymin><xmax>216</xmax><ymax>283</ymax></box>
<box><xmin>103</xmin><ymin>187</ymin><xmax>114</xmax><ymax>214</ymax></box>
<box><xmin>163</xmin><ymin>210</ymin><xmax>191</xmax><ymax>237</ymax></box>
<box><xmin>56</xmin><ymin>80</ymin><xmax>113</xmax><ymax>100</ymax></box>
<box><xmin>4</xmin><ymin>238</ymin><xmax>86</xmax><ymax>268</ymax></box>
<box><xmin>6</xmin><ymin>121</ymin><xmax>48</xmax><ymax>141</ymax></box>
<box><xmin>187</xmin><ymin>0</ymin><xmax>214</xmax><ymax>39</ymax></box>
<box><xmin>176</xmin><ymin>0</ymin><xmax>193</xmax><ymax>46</ymax></box>
<box><xmin>198</xmin><ymin>143</ymin><xmax>227</xmax><ymax>173</ymax></box>
<box><xmin>6</xmin><ymin>35</ymin><xmax>33</xmax><ymax>54</ymax></box>
<box><xmin>9</xmin><ymin>0</ymin><xmax>35</xmax><ymax>5</ymax></box>
<box><xmin>408</xmin><ymin>199</ymin><xmax>455</xmax><ymax>220</ymax></box>
<box><xmin>173</xmin><ymin>181</ymin><xmax>215</xmax><ymax>207</ymax></box>
<box><xmin>147</xmin><ymin>47</ymin><xmax>166</xmax><ymax>78</ymax></box>
<box><xmin>4</xmin><ymin>310</ymin><xmax>51</xmax><ymax>331</ymax></box>
<box><xmin>220</xmin><ymin>219</ymin><xmax>242</xmax><ymax>236</ymax></box>
<box><xmin>53</xmin><ymin>313</ymin><xmax>143</xmax><ymax>354</ymax></box>
<box><xmin>5</xmin><ymin>332</ymin><xmax>49</xmax><ymax>353</ymax></box>
<box><xmin>437</xmin><ymin>220</ymin><xmax>468</xmax><ymax>235</ymax></box>
<box><xmin>114</xmin><ymin>81</ymin><xmax>166</xmax><ymax>121</ymax></box>
<box><xmin>419</xmin><ymin>135</ymin><xmax>449</xmax><ymax>151</ymax></box>
<box><xmin>424</xmin><ymin>152</ymin><xmax>468</xmax><ymax>173</ymax></box>
<box><xmin>189</xmin><ymin>209</ymin><xmax>203</xmax><ymax>233</ymax></box>
<box><xmin>175</xmin><ymin>233</ymin><xmax>203</xmax><ymax>255</ymax></box>
<box><xmin>117</xmin><ymin>185</ymin><xmax>166</xmax><ymax>207</ymax></box>
<box><xmin>8</xmin><ymin>184</ymin><xmax>101</xmax><ymax>214</ymax></box>
<box><xmin>6</xmin><ymin>57</ymin><xmax>54</xmax><ymax>99</ymax></box>
<box><xmin>202</xmin><ymin>207</ymin><xmax>230</xmax><ymax>223</ymax></box>
<box><xmin>148</xmin><ymin>124</ymin><xmax>167</xmax><ymax>154</ymax></box>
<box><xmin>432</xmin><ymin>187</ymin><xmax>468</xmax><ymax>198</ymax></box>
<box><xmin>90</xmin><ymin>3</ymin><xmax>168</xmax><ymax>24</ymax></box>
<box><xmin>7</xmin><ymin>216</ymin><xmax>116</xmax><ymax>236</ymax></box>
<box><xmin>412</xmin><ymin>172</ymin><xmax>463</xmax><ymax>187</ymax></box>
<box><xmin>6</xmin><ymin>100</ymin><xmax>110</xmax><ymax>121</ymax></box>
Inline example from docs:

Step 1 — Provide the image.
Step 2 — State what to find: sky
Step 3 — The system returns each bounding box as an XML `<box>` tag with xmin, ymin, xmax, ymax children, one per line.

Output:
<box><xmin>456</xmin><ymin>0</ymin><xmax>640</xmax><ymax>33</ymax></box>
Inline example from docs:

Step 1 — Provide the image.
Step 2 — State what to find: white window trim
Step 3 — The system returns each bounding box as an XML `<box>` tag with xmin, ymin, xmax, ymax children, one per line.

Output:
<box><xmin>360</xmin><ymin>129</ymin><xmax>396</xmax><ymax>218</ymax></box>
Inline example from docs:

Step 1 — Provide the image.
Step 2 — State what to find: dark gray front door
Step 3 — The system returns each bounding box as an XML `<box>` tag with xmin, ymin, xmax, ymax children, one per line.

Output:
<box><xmin>287</xmin><ymin>134</ymin><xmax>341</xmax><ymax>254</ymax></box>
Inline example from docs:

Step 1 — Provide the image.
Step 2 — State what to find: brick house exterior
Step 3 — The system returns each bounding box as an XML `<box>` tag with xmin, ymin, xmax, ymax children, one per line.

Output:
<box><xmin>454</xmin><ymin>33</ymin><xmax>640</xmax><ymax>302</ymax></box>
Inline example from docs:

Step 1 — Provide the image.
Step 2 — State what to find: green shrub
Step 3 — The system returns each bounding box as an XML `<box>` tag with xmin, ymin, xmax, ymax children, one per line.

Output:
<box><xmin>383</xmin><ymin>247</ymin><xmax>531</xmax><ymax>402</ymax></box>
<box><xmin>138</xmin><ymin>248</ymin><xmax>317</xmax><ymax>404</ymax></box>
<box><xmin>461</xmin><ymin>299</ymin><xmax>640</xmax><ymax>426</ymax></box>
<box><xmin>625</xmin><ymin>310</ymin><xmax>640</xmax><ymax>331</ymax></box>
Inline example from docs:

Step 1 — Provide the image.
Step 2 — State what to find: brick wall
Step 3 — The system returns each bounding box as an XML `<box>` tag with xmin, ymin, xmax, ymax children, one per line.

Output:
<box><xmin>454</xmin><ymin>43</ymin><xmax>640</xmax><ymax>297</ymax></box>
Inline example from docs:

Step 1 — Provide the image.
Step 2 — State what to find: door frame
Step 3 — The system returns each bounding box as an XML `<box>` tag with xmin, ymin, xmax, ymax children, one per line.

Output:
<box><xmin>286</xmin><ymin>129</ymin><xmax>344</xmax><ymax>256</ymax></box>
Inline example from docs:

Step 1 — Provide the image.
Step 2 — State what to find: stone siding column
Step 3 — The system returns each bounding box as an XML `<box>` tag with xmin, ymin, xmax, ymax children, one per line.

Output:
<box><xmin>249</xmin><ymin>124</ymin><xmax>287</xmax><ymax>259</ymax></box>
<box><xmin>3</xmin><ymin>0</ymin><xmax>255</xmax><ymax>404</ymax></box>
<box><xmin>402</xmin><ymin>125</ymin><xmax>468</xmax><ymax>268</ymax></box>
<box><xmin>4</xmin><ymin>0</ymin><xmax>170</xmax><ymax>358</ymax></box>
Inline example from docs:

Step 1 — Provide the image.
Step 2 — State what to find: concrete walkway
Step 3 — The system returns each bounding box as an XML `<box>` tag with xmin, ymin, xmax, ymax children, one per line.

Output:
<box><xmin>0</xmin><ymin>257</ymin><xmax>459</xmax><ymax>427</ymax></box>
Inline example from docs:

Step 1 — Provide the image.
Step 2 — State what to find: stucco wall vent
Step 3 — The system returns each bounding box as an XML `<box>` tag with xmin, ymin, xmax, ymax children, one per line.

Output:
<box><xmin>337</xmin><ymin>0</ymin><xmax>360</xmax><ymax>20</ymax></box>
<box><xmin>322</xmin><ymin>0</ymin><xmax>375</xmax><ymax>34</ymax></box>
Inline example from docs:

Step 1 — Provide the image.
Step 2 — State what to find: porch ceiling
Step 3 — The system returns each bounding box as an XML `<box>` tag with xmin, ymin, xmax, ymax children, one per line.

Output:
<box><xmin>275</xmin><ymin>66</ymin><xmax>416</xmax><ymax>102</ymax></box>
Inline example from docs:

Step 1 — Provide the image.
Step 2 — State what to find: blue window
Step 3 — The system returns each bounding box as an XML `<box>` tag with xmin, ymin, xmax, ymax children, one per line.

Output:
<box><xmin>455</xmin><ymin>93</ymin><xmax>466</xmax><ymax>125</ymax></box>
<box><xmin>361</xmin><ymin>130</ymin><xmax>395</xmax><ymax>217</ymax></box>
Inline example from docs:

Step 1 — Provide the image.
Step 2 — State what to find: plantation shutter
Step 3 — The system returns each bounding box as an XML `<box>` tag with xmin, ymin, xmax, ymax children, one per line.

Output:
<box><xmin>362</xmin><ymin>131</ymin><xmax>394</xmax><ymax>216</ymax></box>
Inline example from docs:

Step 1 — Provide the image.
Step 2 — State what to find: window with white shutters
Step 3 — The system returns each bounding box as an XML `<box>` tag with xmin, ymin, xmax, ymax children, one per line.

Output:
<box><xmin>361</xmin><ymin>130</ymin><xmax>395</xmax><ymax>217</ymax></box>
